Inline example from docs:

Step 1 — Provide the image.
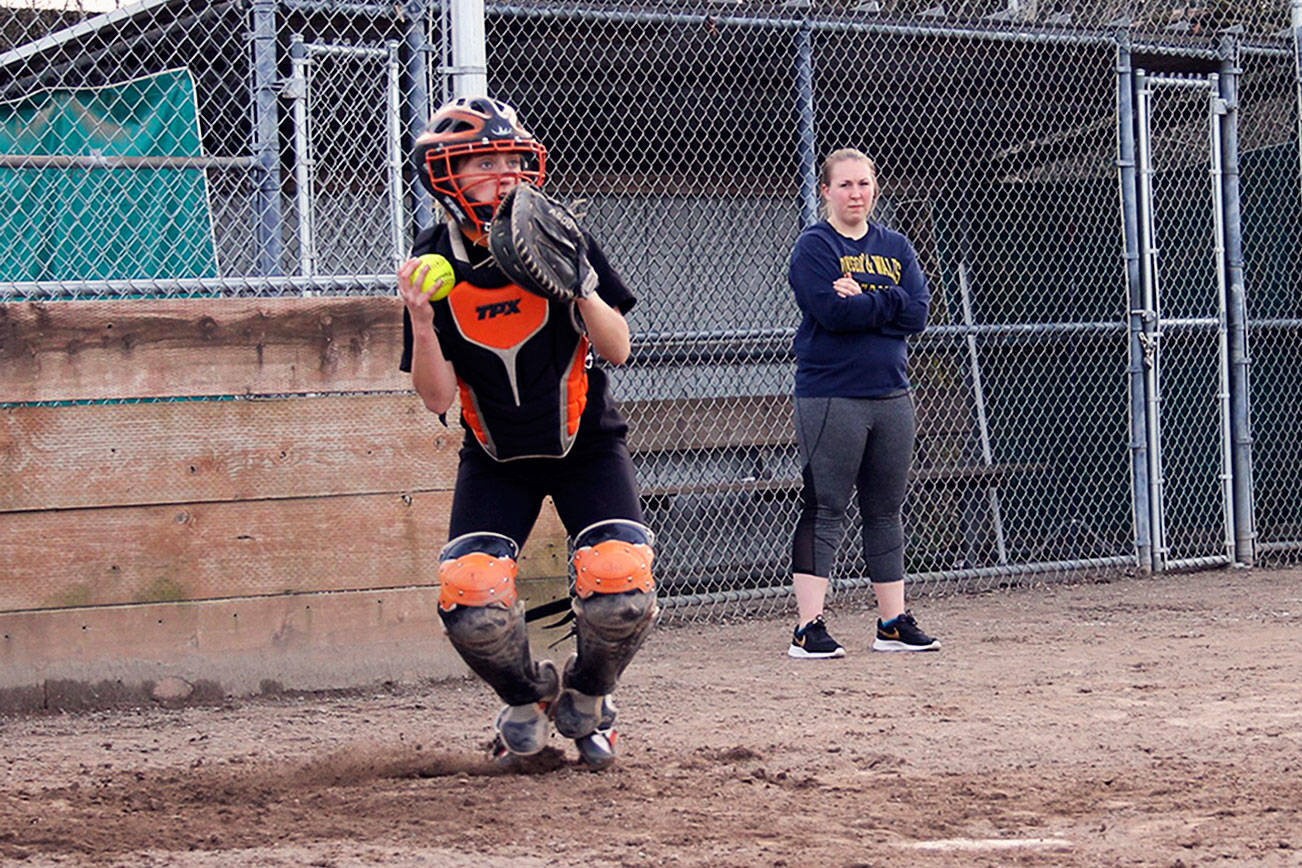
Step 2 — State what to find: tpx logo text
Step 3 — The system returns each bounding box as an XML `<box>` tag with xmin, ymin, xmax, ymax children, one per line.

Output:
<box><xmin>476</xmin><ymin>299</ymin><xmax>523</xmax><ymax>320</ymax></box>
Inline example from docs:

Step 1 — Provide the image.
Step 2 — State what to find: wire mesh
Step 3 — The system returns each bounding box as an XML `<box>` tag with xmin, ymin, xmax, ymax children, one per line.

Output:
<box><xmin>2</xmin><ymin>0</ymin><xmax>1300</xmax><ymax>620</ymax></box>
<box><xmin>1239</xmin><ymin>45</ymin><xmax>1302</xmax><ymax>564</ymax></box>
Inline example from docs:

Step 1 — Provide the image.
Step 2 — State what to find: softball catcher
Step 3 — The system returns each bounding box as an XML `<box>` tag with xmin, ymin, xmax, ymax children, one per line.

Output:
<box><xmin>398</xmin><ymin>96</ymin><xmax>657</xmax><ymax>769</ymax></box>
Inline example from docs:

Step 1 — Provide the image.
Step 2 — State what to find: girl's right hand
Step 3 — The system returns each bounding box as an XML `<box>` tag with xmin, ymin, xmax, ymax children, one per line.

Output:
<box><xmin>397</xmin><ymin>257</ymin><xmax>436</xmax><ymax>325</ymax></box>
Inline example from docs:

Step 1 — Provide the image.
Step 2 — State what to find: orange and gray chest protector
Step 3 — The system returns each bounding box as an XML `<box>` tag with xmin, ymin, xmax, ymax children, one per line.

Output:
<box><xmin>415</xmin><ymin>226</ymin><xmax>592</xmax><ymax>462</ymax></box>
<box><xmin>441</xmin><ymin>278</ymin><xmax>589</xmax><ymax>461</ymax></box>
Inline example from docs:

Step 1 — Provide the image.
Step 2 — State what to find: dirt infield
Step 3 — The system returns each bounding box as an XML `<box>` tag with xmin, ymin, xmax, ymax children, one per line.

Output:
<box><xmin>2</xmin><ymin>566</ymin><xmax>1300</xmax><ymax>866</ymax></box>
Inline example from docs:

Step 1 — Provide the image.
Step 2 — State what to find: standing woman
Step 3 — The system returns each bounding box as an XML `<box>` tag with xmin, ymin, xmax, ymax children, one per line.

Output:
<box><xmin>786</xmin><ymin>148</ymin><xmax>941</xmax><ymax>658</ymax></box>
<box><xmin>398</xmin><ymin>96</ymin><xmax>657</xmax><ymax>768</ymax></box>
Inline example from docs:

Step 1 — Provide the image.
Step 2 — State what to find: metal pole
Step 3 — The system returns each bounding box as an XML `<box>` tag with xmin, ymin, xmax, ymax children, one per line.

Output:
<box><xmin>958</xmin><ymin>262</ymin><xmax>1008</xmax><ymax>564</ymax></box>
<box><xmin>1294</xmin><ymin>0</ymin><xmax>1302</xmax><ymax>196</ymax></box>
<box><xmin>402</xmin><ymin>0</ymin><xmax>434</xmax><ymax>231</ymax></box>
<box><xmin>486</xmin><ymin>2</ymin><xmax>1120</xmax><ymax>49</ymax></box>
<box><xmin>1219</xmin><ymin>35</ymin><xmax>1257</xmax><ymax>566</ymax></box>
<box><xmin>250</xmin><ymin>0</ymin><xmax>285</xmax><ymax>277</ymax></box>
<box><xmin>449</xmin><ymin>0</ymin><xmax>488</xmax><ymax>96</ymax></box>
<box><xmin>288</xmin><ymin>35</ymin><xmax>315</xmax><ymax>279</ymax></box>
<box><xmin>1116</xmin><ymin>33</ymin><xmax>1153</xmax><ymax>571</ymax></box>
<box><xmin>387</xmin><ymin>40</ymin><xmax>408</xmax><ymax>271</ymax></box>
<box><xmin>1135</xmin><ymin>69</ymin><xmax>1167</xmax><ymax>572</ymax></box>
<box><xmin>1206</xmin><ymin>72</ymin><xmax>1234</xmax><ymax>563</ymax></box>
<box><xmin>795</xmin><ymin>22</ymin><xmax>819</xmax><ymax>227</ymax></box>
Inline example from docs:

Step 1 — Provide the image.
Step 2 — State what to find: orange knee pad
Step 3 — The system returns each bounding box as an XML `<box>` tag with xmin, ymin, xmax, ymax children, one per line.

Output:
<box><xmin>572</xmin><ymin>519</ymin><xmax>656</xmax><ymax>598</ymax></box>
<box><xmin>438</xmin><ymin>532</ymin><xmax>519</xmax><ymax>611</ymax></box>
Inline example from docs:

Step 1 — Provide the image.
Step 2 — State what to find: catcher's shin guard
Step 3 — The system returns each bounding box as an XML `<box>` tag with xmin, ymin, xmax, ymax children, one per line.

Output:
<box><xmin>437</xmin><ymin>533</ymin><xmax>559</xmax><ymax>707</ymax></box>
<box><xmin>552</xmin><ymin>520</ymin><xmax>658</xmax><ymax>741</ymax></box>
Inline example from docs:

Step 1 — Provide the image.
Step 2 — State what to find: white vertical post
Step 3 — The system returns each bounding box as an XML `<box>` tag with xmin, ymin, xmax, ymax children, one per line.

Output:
<box><xmin>957</xmin><ymin>262</ymin><xmax>1008</xmax><ymax>564</ymax></box>
<box><xmin>288</xmin><ymin>34</ymin><xmax>316</xmax><ymax>281</ymax></box>
<box><xmin>448</xmin><ymin>0</ymin><xmax>488</xmax><ymax>97</ymax></box>
<box><xmin>386</xmin><ymin>40</ymin><xmax>407</xmax><ymax>271</ymax></box>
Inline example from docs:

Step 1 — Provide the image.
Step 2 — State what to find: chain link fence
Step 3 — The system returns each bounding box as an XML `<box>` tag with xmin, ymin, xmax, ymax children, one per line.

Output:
<box><xmin>3</xmin><ymin>0</ymin><xmax>1300</xmax><ymax>621</ymax></box>
<box><xmin>1239</xmin><ymin>43</ymin><xmax>1302</xmax><ymax>566</ymax></box>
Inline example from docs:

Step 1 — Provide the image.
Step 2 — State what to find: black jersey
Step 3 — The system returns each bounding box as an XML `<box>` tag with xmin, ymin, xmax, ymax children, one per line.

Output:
<box><xmin>400</xmin><ymin>222</ymin><xmax>636</xmax><ymax>462</ymax></box>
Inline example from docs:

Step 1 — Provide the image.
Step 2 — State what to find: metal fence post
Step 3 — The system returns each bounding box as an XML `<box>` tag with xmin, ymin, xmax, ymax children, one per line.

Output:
<box><xmin>1135</xmin><ymin>68</ymin><xmax>1169</xmax><ymax>572</ymax></box>
<box><xmin>287</xmin><ymin>34</ymin><xmax>315</xmax><ymax>279</ymax></box>
<box><xmin>1294</xmin><ymin>0</ymin><xmax>1302</xmax><ymax>192</ymax></box>
<box><xmin>251</xmin><ymin>0</ymin><xmax>285</xmax><ymax>277</ymax></box>
<box><xmin>796</xmin><ymin>21</ymin><xmax>818</xmax><ymax>228</ymax></box>
<box><xmin>448</xmin><ymin>0</ymin><xmax>487</xmax><ymax>96</ymax></box>
<box><xmin>402</xmin><ymin>0</ymin><xmax>434</xmax><ymax>234</ymax></box>
<box><xmin>1219</xmin><ymin>33</ymin><xmax>1257</xmax><ymax>566</ymax></box>
<box><xmin>1116</xmin><ymin>31</ymin><xmax>1153</xmax><ymax>571</ymax></box>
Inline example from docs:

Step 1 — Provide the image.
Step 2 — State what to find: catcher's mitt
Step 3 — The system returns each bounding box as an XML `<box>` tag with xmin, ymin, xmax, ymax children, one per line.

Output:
<box><xmin>488</xmin><ymin>183</ymin><xmax>599</xmax><ymax>302</ymax></box>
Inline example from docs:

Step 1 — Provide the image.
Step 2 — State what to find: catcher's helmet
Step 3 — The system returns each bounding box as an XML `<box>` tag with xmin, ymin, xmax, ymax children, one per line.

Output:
<box><xmin>412</xmin><ymin>96</ymin><xmax>547</xmax><ymax>239</ymax></box>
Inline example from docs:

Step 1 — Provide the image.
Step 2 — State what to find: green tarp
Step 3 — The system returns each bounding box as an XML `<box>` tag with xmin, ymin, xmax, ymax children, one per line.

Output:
<box><xmin>0</xmin><ymin>68</ymin><xmax>218</xmax><ymax>283</ymax></box>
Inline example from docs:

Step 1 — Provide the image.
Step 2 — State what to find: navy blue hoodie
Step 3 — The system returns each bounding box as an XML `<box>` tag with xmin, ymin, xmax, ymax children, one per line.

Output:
<box><xmin>788</xmin><ymin>219</ymin><xmax>930</xmax><ymax>398</ymax></box>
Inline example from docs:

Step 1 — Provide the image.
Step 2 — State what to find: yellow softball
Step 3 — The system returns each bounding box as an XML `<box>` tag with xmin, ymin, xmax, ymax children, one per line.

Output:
<box><xmin>417</xmin><ymin>254</ymin><xmax>456</xmax><ymax>301</ymax></box>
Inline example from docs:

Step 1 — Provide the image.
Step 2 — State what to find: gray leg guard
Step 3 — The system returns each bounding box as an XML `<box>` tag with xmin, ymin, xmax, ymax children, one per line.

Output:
<box><xmin>551</xmin><ymin>590</ymin><xmax>657</xmax><ymax>739</ymax></box>
<box><xmin>439</xmin><ymin>600</ymin><xmax>559</xmax><ymax>707</ymax></box>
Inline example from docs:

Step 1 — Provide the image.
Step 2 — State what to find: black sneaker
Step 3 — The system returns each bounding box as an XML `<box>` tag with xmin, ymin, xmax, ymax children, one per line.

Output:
<box><xmin>788</xmin><ymin>615</ymin><xmax>846</xmax><ymax>659</ymax></box>
<box><xmin>872</xmin><ymin>610</ymin><xmax>940</xmax><ymax>652</ymax></box>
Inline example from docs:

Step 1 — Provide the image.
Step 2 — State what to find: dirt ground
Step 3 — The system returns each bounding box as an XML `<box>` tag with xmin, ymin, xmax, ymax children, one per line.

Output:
<box><xmin>2</xmin><ymin>567</ymin><xmax>1300</xmax><ymax>867</ymax></box>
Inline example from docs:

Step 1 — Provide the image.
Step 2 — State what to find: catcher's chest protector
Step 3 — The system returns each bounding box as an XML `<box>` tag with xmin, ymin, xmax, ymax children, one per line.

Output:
<box><xmin>439</xmin><ymin>280</ymin><xmax>589</xmax><ymax>461</ymax></box>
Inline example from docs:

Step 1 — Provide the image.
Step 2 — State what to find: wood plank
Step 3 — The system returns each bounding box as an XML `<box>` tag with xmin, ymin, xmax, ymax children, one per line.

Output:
<box><xmin>2</xmin><ymin>386</ymin><xmax>983</xmax><ymax>514</ymax></box>
<box><xmin>0</xmin><ymin>492</ymin><xmax>570</xmax><ymax>612</ymax></box>
<box><xmin>0</xmin><ymin>587</ymin><xmax>465</xmax><ymax>700</ymax></box>
<box><xmin>1</xmin><ymin>394</ymin><xmax>463</xmax><ymax>512</ymax></box>
<box><xmin>0</xmin><ymin>583</ymin><xmax>577</xmax><ymax>708</ymax></box>
<box><xmin>0</xmin><ymin>296</ymin><xmax>408</xmax><ymax>403</ymax></box>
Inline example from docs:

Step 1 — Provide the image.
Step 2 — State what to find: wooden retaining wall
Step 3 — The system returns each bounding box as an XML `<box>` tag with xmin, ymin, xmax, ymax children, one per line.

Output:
<box><xmin>0</xmin><ymin>297</ymin><xmax>573</xmax><ymax>710</ymax></box>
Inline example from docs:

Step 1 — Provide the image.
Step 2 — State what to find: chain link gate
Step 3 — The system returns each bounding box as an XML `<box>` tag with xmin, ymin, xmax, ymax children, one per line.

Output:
<box><xmin>1239</xmin><ymin>43</ymin><xmax>1302</xmax><ymax>565</ymax></box>
<box><xmin>285</xmin><ymin>36</ymin><xmax>407</xmax><ymax>281</ymax></box>
<box><xmin>1133</xmin><ymin>71</ymin><xmax>1236</xmax><ymax>571</ymax></box>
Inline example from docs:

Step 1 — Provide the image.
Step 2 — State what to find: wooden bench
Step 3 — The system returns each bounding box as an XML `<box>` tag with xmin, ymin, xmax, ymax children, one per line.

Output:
<box><xmin>624</xmin><ymin>393</ymin><xmax>1034</xmax><ymax>498</ymax></box>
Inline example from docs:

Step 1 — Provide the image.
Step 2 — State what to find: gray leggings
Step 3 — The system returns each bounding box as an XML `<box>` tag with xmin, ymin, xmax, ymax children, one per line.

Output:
<box><xmin>791</xmin><ymin>394</ymin><xmax>917</xmax><ymax>581</ymax></box>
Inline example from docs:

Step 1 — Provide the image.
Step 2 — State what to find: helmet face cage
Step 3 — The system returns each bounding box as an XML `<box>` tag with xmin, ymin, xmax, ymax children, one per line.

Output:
<box><xmin>423</xmin><ymin>139</ymin><xmax>547</xmax><ymax>234</ymax></box>
<box><xmin>412</xmin><ymin>96</ymin><xmax>548</xmax><ymax>237</ymax></box>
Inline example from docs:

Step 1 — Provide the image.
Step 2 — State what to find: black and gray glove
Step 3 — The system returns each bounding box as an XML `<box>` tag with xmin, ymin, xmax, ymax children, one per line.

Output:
<box><xmin>488</xmin><ymin>183</ymin><xmax>599</xmax><ymax>302</ymax></box>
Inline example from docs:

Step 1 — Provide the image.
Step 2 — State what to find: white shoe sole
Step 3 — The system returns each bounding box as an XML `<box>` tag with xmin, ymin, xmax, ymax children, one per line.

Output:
<box><xmin>788</xmin><ymin>644</ymin><xmax>846</xmax><ymax>659</ymax></box>
<box><xmin>872</xmin><ymin>638</ymin><xmax>940</xmax><ymax>652</ymax></box>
